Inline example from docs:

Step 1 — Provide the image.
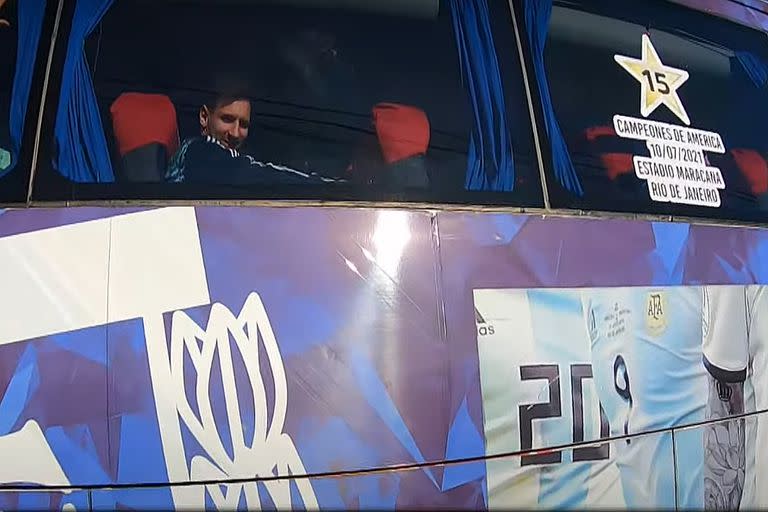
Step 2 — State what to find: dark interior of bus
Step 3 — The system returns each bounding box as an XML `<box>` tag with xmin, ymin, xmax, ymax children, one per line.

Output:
<box><xmin>79</xmin><ymin>0</ymin><xmax>486</xmax><ymax>194</ymax></box>
<box><xmin>0</xmin><ymin>0</ymin><xmax>17</xmax><ymax>175</ymax></box>
<box><xmin>8</xmin><ymin>0</ymin><xmax>768</xmax><ymax>220</ymax></box>
<box><xmin>545</xmin><ymin>0</ymin><xmax>768</xmax><ymax>211</ymax></box>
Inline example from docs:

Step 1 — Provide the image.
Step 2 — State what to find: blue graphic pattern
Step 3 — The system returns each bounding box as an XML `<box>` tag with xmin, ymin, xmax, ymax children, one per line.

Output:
<box><xmin>1</xmin><ymin>208</ymin><xmax>768</xmax><ymax>509</ymax></box>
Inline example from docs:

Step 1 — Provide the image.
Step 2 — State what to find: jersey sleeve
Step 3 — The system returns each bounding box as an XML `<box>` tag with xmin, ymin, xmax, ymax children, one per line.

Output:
<box><xmin>176</xmin><ymin>137</ymin><xmax>343</xmax><ymax>185</ymax></box>
<box><xmin>702</xmin><ymin>286</ymin><xmax>749</xmax><ymax>382</ymax></box>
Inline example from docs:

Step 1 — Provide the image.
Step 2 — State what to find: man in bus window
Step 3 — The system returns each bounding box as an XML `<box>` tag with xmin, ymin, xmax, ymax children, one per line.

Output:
<box><xmin>165</xmin><ymin>78</ymin><xmax>341</xmax><ymax>186</ymax></box>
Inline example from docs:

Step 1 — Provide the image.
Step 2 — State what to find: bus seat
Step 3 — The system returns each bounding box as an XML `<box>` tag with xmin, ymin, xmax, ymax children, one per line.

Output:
<box><xmin>731</xmin><ymin>148</ymin><xmax>768</xmax><ymax>196</ymax></box>
<box><xmin>372</xmin><ymin>102</ymin><xmax>430</xmax><ymax>188</ymax></box>
<box><xmin>109</xmin><ymin>93</ymin><xmax>180</xmax><ymax>182</ymax></box>
<box><xmin>584</xmin><ymin>125</ymin><xmax>634</xmax><ymax>181</ymax></box>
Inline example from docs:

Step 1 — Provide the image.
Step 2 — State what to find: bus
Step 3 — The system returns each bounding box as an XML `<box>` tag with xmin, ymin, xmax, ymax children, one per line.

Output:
<box><xmin>1</xmin><ymin>0</ymin><xmax>768</xmax><ymax>509</ymax></box>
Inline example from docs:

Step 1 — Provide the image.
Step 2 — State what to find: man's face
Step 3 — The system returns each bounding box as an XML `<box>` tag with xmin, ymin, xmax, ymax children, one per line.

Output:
<box><xmin>200</xmin><ymin>99</ymin><xmax>251</xmax><ymax>151</ymax></box>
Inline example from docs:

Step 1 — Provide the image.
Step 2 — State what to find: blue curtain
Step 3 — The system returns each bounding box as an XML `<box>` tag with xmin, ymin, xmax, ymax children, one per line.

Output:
<box><xmin>53</xmin><ymin>0</ymin><xmax>114</xmax><ymax>183</ymax></box>
<box><xmin>524</xmin><ymin>0</ymin><xmax>583</xmax><ymax>196</ymax></box>
<box><xmin>5</xmin><ymin>0</ymin><xmax>47</xmax><ymax>177</ymax></box>
<box><xmin>449</xmin><ymin>0</ymin><xmax>515</xmax><ymax>192</ymax></box>
<box><xmin>735</xmin><ymin>51</ymin><xmax>768</xmax><ymax>89</ymax></box>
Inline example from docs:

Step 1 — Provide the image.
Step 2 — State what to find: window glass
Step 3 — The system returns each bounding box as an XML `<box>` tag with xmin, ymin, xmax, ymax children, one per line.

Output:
<box><xmin>38</xmin><ymin>0</ymin><xmax>542</xmax><ymax>205</ymax></box>
<box><xmin>0</xmin><ymin>0</ymin><xmax>47</xmax><ymax>201</ymax></box>
<box><xmin>525</xmin><ymin>0</ymin><xmax>768</xmax><ymax>222</ymax></box>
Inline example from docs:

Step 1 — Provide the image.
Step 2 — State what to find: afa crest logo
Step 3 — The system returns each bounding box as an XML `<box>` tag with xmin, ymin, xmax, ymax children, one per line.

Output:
<box><xmin>645</xmin><ymin>292</ymin><xmax>668</xmax><ymax>336</ymax></box>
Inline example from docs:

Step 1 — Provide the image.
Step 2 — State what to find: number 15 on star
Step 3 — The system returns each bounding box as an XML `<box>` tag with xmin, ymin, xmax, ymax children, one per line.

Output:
<box><xmin>614</xmin><ymin>34</ymin><xmax>691</xmax><ymax>126</ymax></box>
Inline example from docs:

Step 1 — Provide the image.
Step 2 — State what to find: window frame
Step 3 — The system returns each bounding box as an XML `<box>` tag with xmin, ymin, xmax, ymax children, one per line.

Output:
<box><xmin>29</xmin><ymin>0</ymin><xmax>545</xmax><ymax>209</ymax></box>
<box><xmin>511</xmin><ymin>0</ymin><xmax>768</xmax><ymax>224</ymax></box>
<box><xmin>0</xmin><ymin>0</ymin><xmax>61</xmax><ymax>206</ymax></box>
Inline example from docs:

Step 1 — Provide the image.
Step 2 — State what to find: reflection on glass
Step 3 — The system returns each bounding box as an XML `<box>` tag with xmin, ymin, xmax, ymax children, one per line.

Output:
<box><xmin>528</xmin><ymin>0</ymin><xmax>768</xmax><ymax>219</ymax></box>
<box><xmin>371</xmin><ymin>210</ymin><xmax>412</xmax><ymax>277</ymax></box>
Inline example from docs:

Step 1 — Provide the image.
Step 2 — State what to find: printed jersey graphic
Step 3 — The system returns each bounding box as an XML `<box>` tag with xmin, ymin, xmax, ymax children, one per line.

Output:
<box><xmin>703</xmin><ymin>285</ymin><xmax>768</xmax><ymax>508</ymax></box>
<box><xmin>582</xmin><ymin>286</ymin><xmax>706</xmax><ymax>509</ymax></box>
<box><xmin>474</xmin><ymin>288</ymin><xmax>623</xmax><ymax>509</ymax></box>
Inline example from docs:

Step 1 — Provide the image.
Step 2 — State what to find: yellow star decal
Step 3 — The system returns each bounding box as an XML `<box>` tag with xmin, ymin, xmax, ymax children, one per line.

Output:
<box><xmin>614</xmin><ymin>34</ymin><xmax>690</xmax><ymax>125</ymax></box>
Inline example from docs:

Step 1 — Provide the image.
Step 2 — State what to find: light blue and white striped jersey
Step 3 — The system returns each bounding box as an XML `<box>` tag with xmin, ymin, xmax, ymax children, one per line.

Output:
<box><xmin>582</xmin><ymin>286</ymin><xmax>706</xmax><ymax>509</ymax></box>
<box><xmin>474</xmin><ymin>288</ymin><xmax>623</xmax><ymax>509</ymax></box>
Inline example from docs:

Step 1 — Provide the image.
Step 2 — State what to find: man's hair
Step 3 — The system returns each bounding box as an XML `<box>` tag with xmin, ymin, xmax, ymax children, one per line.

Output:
<box><xmin>203</xmin><ymin>74</ymin><xmax>253</xmax><ymax>110</ymax></box>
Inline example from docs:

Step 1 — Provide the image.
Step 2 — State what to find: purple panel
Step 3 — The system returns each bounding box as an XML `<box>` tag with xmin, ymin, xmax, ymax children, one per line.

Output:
<box><xmin>106</xmin><ymin>206</ymin><xmax>452</xmax><ymax>498</ymax></box>
<box><xmin>669</xmin><ymin>0</ymin><xmax>768</xmax><ymax>31</ymax></box>
<box><xmin>195</xmin><ymin>207</ymin><xmax>448</xmax><ymax>468</ymax></box>
<box><xmin>0</xmin><ymin>207</ymin><xmax>147</xmax><ymax>237</ymax></box>
<box><xmin>0</xmin><ymin>205</ymin><xmax>113</xmax><ymax>489</ymax></box>
<box><xmin>0</xmin><ymin>326</ymin><xmax>109</xmax><ymax>488</ymax></box>
<box><xmin>6</xmin><ymin>204</ymin><xmax>768</xmax><ymax>507</ymax></box>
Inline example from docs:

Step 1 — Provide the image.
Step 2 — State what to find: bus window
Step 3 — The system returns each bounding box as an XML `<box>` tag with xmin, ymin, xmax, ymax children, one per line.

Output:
<box><xmin>524</xmin><ymin>0</ymin><xmax>768</xmax><ymax>222</ymax></box>
<box><xmin>0</xmin><ymin>0</ymin><xmax>47</xmax><ymax>202</ymax></box>
<box><xmin>35</xmin><ymin>0</ymin><xmax>542</xmax><ymax>205</ymax></box>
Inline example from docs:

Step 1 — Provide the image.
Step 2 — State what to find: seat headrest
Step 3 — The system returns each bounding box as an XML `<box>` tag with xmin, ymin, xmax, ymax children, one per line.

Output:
<box><xmin>372</xmin><ymin>103</ymin><xmax>430</xmax><ymax>165</ymax></box>
<box><xmin>583</xmin><ymin>125</ymin><xmax>635</xmax><ymax>181</ymax></box>
<box><xmin>110</xmin><ymin>93</ymin><xmax>180</xmax><ymax>158</ymax></box>
<box><xmin>732</xmin><ymin>148</ymin><xmax>768</xmax><ymax>195</ymax></box>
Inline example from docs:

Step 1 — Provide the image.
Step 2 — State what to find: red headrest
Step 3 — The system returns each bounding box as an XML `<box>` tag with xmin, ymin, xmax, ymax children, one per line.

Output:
<box><xmin>599</xmin><ymin>153</ymin><xmax>634</xmax><ymax>181</ymax></box>
<box><xmin>110</xmin><ymin>93</ymin><xmax>180</xmax><ymax>158</ymax></box>
<box><xmin>732</xmin><ymin>148</ymin><xmax>768</xmax><ymax>195</ymax></box>
<box><xmin>584</xmin><ymin>125</ymin><xmax>634</xmax><ymax>180</ymax></box>
<box><xmin>372</xmin><ymin>103</ymin><xmax>430</xmax><ymax>165</ymax></box>
<box><xmin>585</xmin><ymin>125</ymin><xmax>617</xmax><ymax>141</ymax></box>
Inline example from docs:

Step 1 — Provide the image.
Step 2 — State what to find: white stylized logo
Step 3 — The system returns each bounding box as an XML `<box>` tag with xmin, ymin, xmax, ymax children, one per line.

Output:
<box><xmin>144</xmin><ymin>292</ymin><xmax>318</xmax><ymax>511</ymax></box>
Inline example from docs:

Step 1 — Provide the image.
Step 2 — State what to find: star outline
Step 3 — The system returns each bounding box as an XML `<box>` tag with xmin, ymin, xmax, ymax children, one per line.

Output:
<box><xmin>614</xmin><ymin>33</ymin><xmax>691</xmax><ymax>126</ymax></box>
